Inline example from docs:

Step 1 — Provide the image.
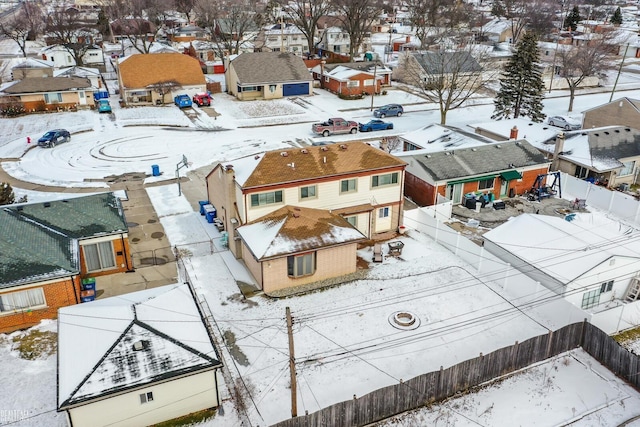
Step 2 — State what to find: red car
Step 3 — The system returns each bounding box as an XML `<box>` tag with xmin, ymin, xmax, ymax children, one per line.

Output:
<box><xmin>192</xmin><ymin>93</ymin><xmax>211</xmax><ymax>106</ymax></box>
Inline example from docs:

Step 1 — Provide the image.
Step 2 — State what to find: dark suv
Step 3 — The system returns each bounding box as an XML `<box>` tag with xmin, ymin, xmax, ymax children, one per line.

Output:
<box><xmin>373</xmin><ymin>104</ymin><xmax>404</xmax><ymax>118</ymax></box>
<box><xmin>37</xmin><ymin>129</ymin><xmax>70</xmax><ymax>148</ymax></box>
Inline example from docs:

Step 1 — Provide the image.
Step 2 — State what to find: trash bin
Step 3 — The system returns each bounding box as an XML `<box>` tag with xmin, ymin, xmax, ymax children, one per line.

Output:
<box><xmin>81</xmin><ymin>277</ymin><xmax>96</xmax><ymax>291</ymax></box>
<box><xmin>204</xmin><ymin>204</ymin><xmax>216</xmax><ymax>223</ymax></box>
<box><xmin>509</xmin><ymin>188</ymin><xmax>516</xmax><ymax>198</ymax></box>
<box><xmin>198</xmin><ymin>200</ymin><xmax>210</xmax><ymax>215</ymax></box>
<box><xmin>151</xmin><ymin>164</ymin><xmax>160</xmax><ymax>176</ymax></box>
<box><xmin>80</xmin><ymin>289</ymin><xmax>96</xmax><ymax>302</ymax></box>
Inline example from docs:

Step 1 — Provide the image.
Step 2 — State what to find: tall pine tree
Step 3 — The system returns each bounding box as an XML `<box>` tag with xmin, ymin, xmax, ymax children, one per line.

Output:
<box><xmin>611</xmin><ymin>7</ymin><xmax>623</xmax><ymax>26</ymax></box>
<box><xmin>492</xmin><ymin>32</ymin><xmax>546</xmax><ymax>122</ymax></box>
<box><xmin>564</xmin><ymin>6</ymin><xmax>581</xmax><ymax>31</ymax></box>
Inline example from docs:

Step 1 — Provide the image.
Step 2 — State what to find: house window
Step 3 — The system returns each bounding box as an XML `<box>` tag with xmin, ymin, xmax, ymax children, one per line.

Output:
<box><xmin>250</xmin><ymin>190</ymin><xmax>283</xmax><ymax>207</ymax></box>
<box><xmin>239</xmin><ymin>85</ymin><xmax>259</xmax><ymax>92</ymax></box>
<box><xmin>620</xmin><ymin>161</ymin><xmax>635</xmax><ymax>176</ymax></box>
<box><xmin>300</xmin><ymin>185</ymin><xmax>316</xmax><ymax>200</ymax></box>
<box><xmin>44</xmin><ymin>93</ymin><xmax>63</xmax><ymax>104</ymax></box>
<box><xmin>372</xmin><ymin>172</ymin><xmax>399</xmax><ymax>187</ymax></box>
<box><xmin>347</xmin><ymin>80</ymin><xmax>360</xmax><ymax>88</ymax></box>
<box><xmin>324</xmin><ymin>76</ymin><xmax>329</xmax><ymax>82</ymax></box>
<box><xmin>581</xmin><ymin>289</ymin><xmax>600</xmax><ymax>309</ymax></box>
<box><xmin>364</xmin><ymin>79</ymin><xmax>374</xmax><ymax>86</ymax></box>
<box><xmin>600</xmin><ymin>280</ymin><xmax>614</xmax><ymax>293</ymax></box>
<box><xmin>287</xmin><ymin>252</ymin><xmax>315</xmax><ymax>277</ymax></box>
<box><xmin>379</xmin><ymin>207</ymin><xmax>390</xmax><ymax>218</ymax></box>
<box><xmin>478</xmin><ymin>178</ymin><xmax>494</xmax><ymax>190</ymax></box>
<box><xmin>345</xmin><ymin>215</ymin><xmax>357</xmax><ymax>227</ymax></box>
<box><xmin>575</xmin><ymin>165</ymin><xmax>588</xmax><ymax>179</ymax></box>
<box><xmin>83</xmin><ymin>241</ymin><xmax>117</xmax><ymax>272</ymax></box>
<box><xmin>139</xmin><ymin>391</ymin><xmax>154</xmax><ymax>404</ymax></box>
<box><xmin>341</xmin><ymin>178</ymin><xmax>357</xmax><ymax>193</ymax></box>
<box><xmin>0</xmin><ymin>288</ymin><xmax>45</xmax><ymax>313</ymax></box>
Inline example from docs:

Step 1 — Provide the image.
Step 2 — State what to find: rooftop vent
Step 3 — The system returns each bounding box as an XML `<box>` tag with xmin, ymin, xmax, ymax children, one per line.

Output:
<box><xmin>604</xmin><ymin>131</ymin><xmax>610</xmax><ymax>135</ymax></box>
<box><xmin>16</xmin><ymin>206</ymin><xmax>23</xmax><ymax>211</ymax></box>
<box><xmin>321</xmin><ymin>146</ymin><xmax>328</xmax><ymax>151</ymax></box>
<box><xmin>254</xmin><ymin>155</ymin><xmax>260</xmax><ymax>159</ymax></box>
<box><xmin>626</xmin><ymin>128</ymin><xmax>631</xmax><ymax>131</ymax></box>
<box><xmin>133</xmin><ymin>340</ymin><xmax>149</xmax><ymax>351</ymax></box>
<box><xmin>43</xmin><ymin>202</ymin><xmax>51</xmax><ymax>208</ymax></box>
<box><xmin>301</xmin><ymin>149</ymin><xmax>308</xmax><ymax>154</ymax></box>
<box><xmin>225</xmin><ymin>164</ymin><xmax>234</xmax><ymax>170</ymax></box>
<box><xmin>281</xmin><ymin>151</ymin><xmax>289</xmax><ymax>157</ymax></box>
<box><xmin>615</xmin><ymin>129</ymin><xmax>620</xmax><ymax>133</ymax></box>
<box><xmin>594</xmin><ymin>133</ymin><xmax>599</xmax><ymax>137</ymax></box>
<box><xmin>340</xmin><ymin>144</ymin><xmax>347</xmax><ymax>150</ymax></box>
<box><xmin>495</xmin><ymin>145</ymin><xmax>501</xmax><ymax>149</ymax></box>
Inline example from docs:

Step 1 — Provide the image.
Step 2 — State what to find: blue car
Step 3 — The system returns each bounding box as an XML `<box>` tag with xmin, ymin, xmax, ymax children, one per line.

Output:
<box><xmin>97</xmin><ymin>99</ymin><xmax>112</xmax><ymax>113</ymax></box>
<box><xmin>174</xmin><ymin>94</ymin><xmax>192</xmax><ymax>108</ymax></box>
<box><xmin>359</xmin><ymin>119</ymin><xmax>394</xmax><ymax>132</ymax></box>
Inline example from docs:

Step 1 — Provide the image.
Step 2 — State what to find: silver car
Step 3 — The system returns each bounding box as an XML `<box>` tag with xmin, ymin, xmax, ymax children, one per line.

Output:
<box><xmin>548</xmin><ymin>116</ymin><xmax>581</xmax><ymax>130</ymax></box>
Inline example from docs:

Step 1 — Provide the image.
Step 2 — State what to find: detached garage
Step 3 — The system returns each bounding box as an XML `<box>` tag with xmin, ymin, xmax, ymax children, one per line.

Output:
<box><xmin>227</xmin><ymin>52</ymin><xmax>313</xmax><ymax>100</ymax></box>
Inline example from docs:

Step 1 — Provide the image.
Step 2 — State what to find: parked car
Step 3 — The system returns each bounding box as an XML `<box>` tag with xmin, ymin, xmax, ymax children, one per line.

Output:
<box><xmin>374</xmin><ymin>104</ymin><xmax>403</xmax><ymax>118</ymax></box>
<box><xmin>192</xmin><ymin>93</ymin><xmax>211</xmax><ymax>106</ymax></box>
<box><xmin>312</xmin><ymin>118</ymin><xmax>358</xmax><ymax>137</ymax></box>
<box><xmin>548</xmin><ymin>116</ymin><xmax>581</xmax><ymax>130</ymax></box>
<box><xmin>359</xmin><ymin>119</ymin><xmax>394</xmax><ymax>132</ymax></box>
<box><xmin>37</xmin><ymin>129</ymin><xmax>70</xmax><ymax>148</ymax></box>
<box><xmin>174</xmin><ymin>94</ymin><xmax>192</xmax><ymax>108</ymax></box>
<box><xmin>97</xmin><ymin>99</ymin><xmax>112</xmax><ymax>113</ymax></box>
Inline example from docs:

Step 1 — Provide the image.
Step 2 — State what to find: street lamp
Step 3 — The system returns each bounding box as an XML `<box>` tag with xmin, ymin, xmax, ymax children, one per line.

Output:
<box><xmin>176</xmin><ymin>154</ymin><xmax>190</xmax><ymax>196</ymax></box>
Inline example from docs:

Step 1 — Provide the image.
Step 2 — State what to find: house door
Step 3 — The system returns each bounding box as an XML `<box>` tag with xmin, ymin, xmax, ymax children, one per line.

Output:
<box><xmin>78</xmin><ymin>91</ymin><xmax>86</xmax><ymax>105</ymax></box>
<box><xmin>448</xmin><ymin>183</ymin><xmax>463</xmax><ymax>204</ymax></box>
<box><xmin>500</xmin><ymin>179</ymin><xmax>508</xmax><ymax>197</ymax></box>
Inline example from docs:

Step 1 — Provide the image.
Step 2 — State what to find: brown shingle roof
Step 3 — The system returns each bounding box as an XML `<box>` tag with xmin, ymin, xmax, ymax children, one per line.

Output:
<box><xmin>230</xmin><ymin>52</ymin><xmax>312</xmax><ymax>85</ymax></box>
<box><xmin>4</xmin><ymin>76</ymin><xmax>91</xmax><ymax>94</ymax></box>
<box><xmin>243</xmin><ymin>141</ymin><xmax>406</xmax><ymax>189</ymax></box>
<box><xmin>239</xmin><ymin>205</ymin><xmax>366</xmax><ymax>259</ymax></box>
<box><xmin>119</xmin><ymin>53</ymin><xmax>205</xmax><ymax>89</ymax></box>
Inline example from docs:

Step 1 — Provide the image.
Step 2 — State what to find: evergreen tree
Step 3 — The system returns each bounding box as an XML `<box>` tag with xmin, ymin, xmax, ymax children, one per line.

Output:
<box><xmin>492</xmin><ymin>32</ymin><xmax>546</xmax><ymax>122</ymax></box>
<box><xmin>611</xmin><ymin>7</ymin><xmax>623</xmax><ymax>26</ymax></box>
<box><xmin>564</xmin><ymin>6</ymin><xmax>581</xmax><ymax>31</ymax></box>
<box><xmin>0</xmin><ymin>182</ymin><xmax>15</xmax><ymax>205</ymax></box>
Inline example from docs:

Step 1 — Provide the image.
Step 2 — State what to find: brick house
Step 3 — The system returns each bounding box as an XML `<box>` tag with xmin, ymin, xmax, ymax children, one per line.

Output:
<box><xmin>117</xmin><ymin>53</ymin><xmax>206</xmax><ymax>106</ymax></box>
<box><xmin>396</xmin><ymin>140</ymin><xmax>550</xmax><ymax>206</ymax></box>
<box><xmin>205</xmin><ymin>141</ymin><xmax>407</xmax><ymax>256</ymax></box>
<box><xmin>237</xmin><ymin>206</ymin><xmax>366</xmax><ymax>294</ymax></box>
<box><xmin>0</xmin><ymin>193</ymin><xmax>133</xmax><ymax>333</ymax></box>
<box><xmin>311</xmin><ymin>61</ymin><xmax>392</xmax><ymax>97</ymax></box>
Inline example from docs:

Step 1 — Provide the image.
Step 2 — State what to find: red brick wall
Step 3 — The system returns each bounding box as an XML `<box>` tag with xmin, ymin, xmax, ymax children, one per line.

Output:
<box><xmin>0</xmin><ymin>277</ymin><xmax>81</xmax><ymax>333</ymax></box>
<box><xmin>404</xmin><ymin>173</ymin><xmax>436</xmax><ymax>206</ymax></box>
<box><xmin>79</xmin><ymin>235</ymin><xmax>134</xmax><ymax>278</ymax></box>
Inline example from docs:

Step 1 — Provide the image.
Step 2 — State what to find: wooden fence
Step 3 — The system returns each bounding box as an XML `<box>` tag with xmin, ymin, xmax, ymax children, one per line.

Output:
<box><xmin>273</xmin><ymin>321</ymin><xmax>640</xmax><ymax>427</ymax></box>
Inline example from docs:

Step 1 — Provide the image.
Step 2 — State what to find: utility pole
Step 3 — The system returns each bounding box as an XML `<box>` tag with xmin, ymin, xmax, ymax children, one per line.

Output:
<box><xmin>610</xmin><ymin>43</ymin><xmax>630</xmax><ymax>102</ymax></box>
<box><xmin>370</xmin><ymin>61</ymin><xmax>378</xmax><ymax>111</ymax></box>
<box><xmin>286</xmin><ymin>307</ymin><xmax>297</xmax><ymax>417</ymax></box>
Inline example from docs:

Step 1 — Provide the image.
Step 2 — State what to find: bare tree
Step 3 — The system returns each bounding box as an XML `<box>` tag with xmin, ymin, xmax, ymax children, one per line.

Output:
<box><xmin>0</xmin><ymin>3</ymin><xmax>42</xmax><ymax>57</ymax></box>
<box><xmin>174</xmin><ymin>0</ymin><xmax>196</xmax><ymax>23</ymax></box>
<box><xmin>490</xmin><ymin>0</ymin><xmax>531</xmax><ymax>44</ymax></box>
<box><xmin>195</xmin><ymin>0</ymin><xmax>259</xmax><ymax>58</ymax></box>
<box><xmin>148</xmin><ymin>80</ymin><xmax>181</xmax><ymax>104</ymax></box>
<box><xmin>406</xmin><ymin>0</ymin><xmax>473</xmax><ymax>48</ymax></box>
<box><xmin>103</xmin><ymin>0</ymin><xmax>170</xmax><ymax>53</ymax></box>
<box><xmin>45</xmin><ymin>8</ymin><xmax>93</xmax><ymax>65</ymax></box>
<box><xmin>278</xmin><ymin>0</ymin><xmax>331</xmax><ymax>54</ymax></box>
<box><xmin>396</xmin><ymin>48</ymin><xmax>490</xmax><ymax>124</ymax></box>
<box><xmin>332</xmin><ymin>0</ymin><xmax>382</xmax><ymax>60</ymax></box>
<box><xmin>556</xmin><ymin>33</ymin><xmax>615</xmax><ymax>111</ymax></box>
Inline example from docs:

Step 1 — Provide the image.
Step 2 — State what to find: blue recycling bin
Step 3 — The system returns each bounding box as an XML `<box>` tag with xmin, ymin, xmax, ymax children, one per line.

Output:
<box><xmin>199</xmin><ymin>200</ymin><xmax>210</xmax><ymax>215</ymax></box>
<box><xmin>81</xmin><ymin>277</ymin><xmax>96</xmax><ymax>291</ymax></box>
<box><xmin>81</xmin><ymin>289</ymin><xmax>96</xmax><ymax>302</ymax></box>
<box><xmin>151</xmin><ymin>164</ymin><xmax>160</xmax><ymax>176</ymax></box>
<box><xmin>204</xmin><ymin>204</ymin><xmax>216</xmax><ymax>223</ymax></box>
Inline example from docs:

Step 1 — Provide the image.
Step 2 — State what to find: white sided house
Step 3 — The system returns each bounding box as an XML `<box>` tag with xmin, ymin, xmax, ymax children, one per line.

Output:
<box><xmin>483</xmin><ymin>213</ymin><xmax>640</xmax><ymax>313</ymax></box>
<box><xmin>205</xmin><ymin>141</ymin><xmax>407</xmax><ymax>256</ymax></box>
<box><xmin>57</xmin><ymin>284</ymin><xmax>223</xmax><ymax>427</ymax></box>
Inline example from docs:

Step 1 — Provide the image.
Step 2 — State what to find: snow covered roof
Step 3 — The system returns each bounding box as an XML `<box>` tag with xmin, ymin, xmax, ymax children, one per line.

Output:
<box><xmin>237</xmin><ymin>205</ymin><xmax>366</xmax><ymax>260</ymax></box>
<box><xmin>478</xmin><ymin>18</ymin><xmax>513</xmax><ymax>34</ymax></box>
<box><xmin>231</xmin><ymin>141</ymin><xmax>406</xmax><ymax>188</ymax></box>
<box><xmin>399</xmin><ymin>123</ymin><xmax>493</xmax><ymax>152</ymax></box>
<box><xmin>58</xmin><ymin>284</ymin><xmax>221</xmax><ymax>408</ymax></box>
<box><xmin>543</xmin><ymin>126</ymin><xmax>640</xmax><ymax>172</ymax></box>
<box><xmin>469</xmin><ymin>118</ymin><xmax>562</xmax><ymax>147</ymax></box>
<box><xmin>11</xmin><ymin>58</ymin><xmax>54</xmax><ymax>69</ymax></box>
<box><xmin>483</xmin><ymin>213</ymin><xmax>640</xmax><ymax>283</ymax></box>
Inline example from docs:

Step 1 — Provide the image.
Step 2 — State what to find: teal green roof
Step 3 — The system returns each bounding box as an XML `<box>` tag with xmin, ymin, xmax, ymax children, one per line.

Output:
<box><xmin>4</xmin><ymin>193</ymin><xmax>128</xmax><ymax>238</ymax></box>
<box><xmin>0</xmin><ymin>193</ymin><xmax>128</xmax><ymax>289</ymax></box>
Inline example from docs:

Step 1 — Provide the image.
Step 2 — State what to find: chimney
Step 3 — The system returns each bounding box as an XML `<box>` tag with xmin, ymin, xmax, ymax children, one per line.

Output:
<box><xmin>510</xmin><ymin>126</ymin><xmax>518</xmax><ymax>140</ymax></box>
<box><xmin>380</xmin><ymin>137</ymin><xmax>389</xmax><ymax>152</ymax></box>
<box><xmin>551</xmin><ymin>132</ymin><xmax>565</xmax><ymax>171</ymax></box>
